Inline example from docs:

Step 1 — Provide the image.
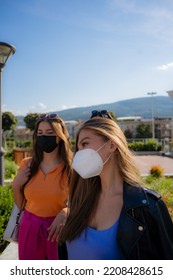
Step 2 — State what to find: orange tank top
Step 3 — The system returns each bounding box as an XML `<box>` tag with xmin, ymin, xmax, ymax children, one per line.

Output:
<box><xmin>18</xmin><ymin>157</ymin><xmax>69</xmax><ymax>217</ymax></box>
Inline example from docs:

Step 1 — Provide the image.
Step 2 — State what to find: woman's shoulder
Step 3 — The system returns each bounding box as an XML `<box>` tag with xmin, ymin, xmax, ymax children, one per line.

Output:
<box><xmin>124</xmin><ymin>182</ymin><xmax>161</xmax><ymax>210</ymax></box>
<box><xmin>143</xmin><ymin>187</ymin><xmax>161</xmax><ymax>200</ymax></box>
<box><xmin>125</xmin><ymin>182</ymin><xmax>161</xmax><ymax>200</ymax></box>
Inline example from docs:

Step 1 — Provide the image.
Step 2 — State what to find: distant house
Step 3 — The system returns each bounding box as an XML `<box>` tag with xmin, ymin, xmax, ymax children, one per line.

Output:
<box><xmin>65</xmin><ymin>120</ymin><xmax>80</xmax><ymax>139</ymax></box>
<box><xmin>117</xmin><ymin>116</ymin><xmax>173</xmax><ymax>141</ymax></box>
<box><xmin>15</xmin><ymin>127</ymin><xmax>33</xmax><ymax>140</ymax></box>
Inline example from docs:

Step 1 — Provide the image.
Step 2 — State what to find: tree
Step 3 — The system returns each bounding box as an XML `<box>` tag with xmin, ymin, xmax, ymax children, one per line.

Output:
<box><xmin>124</xmin><ymin>129</ymin><xmax>132</xmax><ymax>139</ymax></box>
<box><xmin>109</xmin><ymin>111</ymin><xmax>117</xmax><ymax>121</ymax></box>
<box><xmin>136</xmin><ymin>123</ymin><xmax>152</xmax><ymax>138</ymax></box>
<box><xmin>2</xmin><ymin>112</ymin><xmax>18</xmax><ymax>131</ymax></box>
<box><xmin>24</xmin><ymin>113</ymin><xmax>39</xmax><ymax>131</ymax></box>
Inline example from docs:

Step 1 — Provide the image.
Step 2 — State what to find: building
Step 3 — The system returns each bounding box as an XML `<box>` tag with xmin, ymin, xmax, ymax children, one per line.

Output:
<box><xmin>117</xmin><ymin>116</ymin><xmax>173</xmax><ymax>139</ymax></box>
<box><xmin>64</xmin><ymin>120</ymin><xmax>79</xmax><ymax>139</ymax></box>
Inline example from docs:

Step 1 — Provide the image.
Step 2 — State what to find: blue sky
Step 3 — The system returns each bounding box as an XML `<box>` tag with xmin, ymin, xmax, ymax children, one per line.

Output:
<box><xmin>1</xmin><ymin>0</ymin><xmax>173</xmax><ymax>116</ymax></box>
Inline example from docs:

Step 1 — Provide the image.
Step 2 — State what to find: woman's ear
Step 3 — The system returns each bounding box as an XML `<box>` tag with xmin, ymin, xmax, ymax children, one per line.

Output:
<box><xmin>109</xmin><ymin>140</ymin><xmax>117</xmax><ymax>152</ymax></box>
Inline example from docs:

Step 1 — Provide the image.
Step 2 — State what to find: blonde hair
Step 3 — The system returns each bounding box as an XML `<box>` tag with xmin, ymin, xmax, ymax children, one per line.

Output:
<box><xmin>75</xmin><ymin>118</ymin><xmax>142</xmax><ymax>186</ymax></box>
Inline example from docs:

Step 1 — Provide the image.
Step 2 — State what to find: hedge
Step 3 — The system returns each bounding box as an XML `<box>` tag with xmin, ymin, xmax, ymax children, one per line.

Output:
<box><xmin>0</xmin><ymin>186</ymin><xmax>14</xmax><ymax>253</ymax></box>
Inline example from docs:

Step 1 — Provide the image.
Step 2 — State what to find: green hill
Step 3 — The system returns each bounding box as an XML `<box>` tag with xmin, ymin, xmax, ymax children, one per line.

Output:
<box><xmin>50</xmin><ymin>95</ymin><xmax>173</xmax><ymax>120</ymax></box>
<box><xmin>17</xmin><ymin>95</ymin><xmax>173</xmax><ymax>125</ymax></box>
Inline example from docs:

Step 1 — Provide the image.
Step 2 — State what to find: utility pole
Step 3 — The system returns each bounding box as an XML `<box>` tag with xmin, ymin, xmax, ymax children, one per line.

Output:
<box><xmin>147</xmin><ymin>92</ymin><xmax>157</xmax><ymax>139</ymax></box>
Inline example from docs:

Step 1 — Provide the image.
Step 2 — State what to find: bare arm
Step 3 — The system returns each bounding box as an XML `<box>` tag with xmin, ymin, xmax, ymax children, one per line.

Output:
<box><xmin>12</xmin><ymin>166</ymin><xmax>31</xmax><ymax>208</ymax></box>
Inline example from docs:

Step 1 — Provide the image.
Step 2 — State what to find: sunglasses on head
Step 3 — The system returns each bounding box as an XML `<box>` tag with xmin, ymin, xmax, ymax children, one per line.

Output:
<box><xmin>39</xmin><ymin>113</ymin><xmax>65</xmax><ymax>132</ymax></box>
<box><xmin>90</xmin><ymin>110</ymin><xmax>113</xmax><ymax>120</ymax></box>
<box><xmin>39</xmin><ymin>113</ymin><xmax>59</xmax><ymax>120</ymax></box>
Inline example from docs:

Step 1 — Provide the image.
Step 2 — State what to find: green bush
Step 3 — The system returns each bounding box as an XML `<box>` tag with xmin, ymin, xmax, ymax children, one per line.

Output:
<box><xmin>6</xmin><ymin>140</ymin><xmax>15</xmax><ymax>149</ymax></box>
<box><xmin>144</xmin><ymin>139</ymin><xmax>162</xmax><ymax>151</ymax></box>
<box><xmin>15</xmin><ymin>139</ymin><xmax>32</xmax><ymax>148</ymax></box>
<box><xmin>70</xmin><ymin>140</ymin><xmax>75</xmax><ymax>152</ymax></box>
<box><xmin>4</xmin><ymin>159</ymin><xmax>18</xmax><ymax>180</ymax></box>
<box><xmin>4</xmin><ymin>149</ymin><xmax>14</xmax><ymax>161</ymax></box>
<box><xmin>128</xmin><ymin>139</ymin><xmax>162</xmax><ymax>151</ymax></box>
<box><xmin>0</xmin><ymin>186</ymin><xmax>14</xmax><ymax>253</ymax></box>
<box><xmin>128</xmin><ymin>141</ymin><xmax>144</xmax><ymax>151</ymax></box>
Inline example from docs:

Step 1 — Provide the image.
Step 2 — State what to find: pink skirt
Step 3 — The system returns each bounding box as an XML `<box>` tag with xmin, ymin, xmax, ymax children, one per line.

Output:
<box><xmin>18</xmin><ymin>210</ymin><xmax>58</xmax><ymax>260</ymax></box>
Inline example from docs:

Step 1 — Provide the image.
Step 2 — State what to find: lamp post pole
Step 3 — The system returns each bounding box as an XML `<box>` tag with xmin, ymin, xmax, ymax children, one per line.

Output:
<box><xmin>147</xmin><ymin>92</ymin><xmax>157</xmax><ymax>139</ymax></box>
<box><xmin>0</xmin><ymin>42</ymin><xmax>16</xmax><ymax>186</ymax></box>
<box><xmin>167</xmin><ymin>90</ymin><xmax>173</xmax><ymax>141</ymax></box>
<box><xmin>0</xmin><ymin>68</ymin><xmax>4</xmax><ymax>186</ymax></box>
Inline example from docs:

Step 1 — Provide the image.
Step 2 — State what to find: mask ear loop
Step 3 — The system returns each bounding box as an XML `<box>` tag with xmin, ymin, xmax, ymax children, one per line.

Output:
<box><xmin>96</xmin><ymin>141</ymin><xmax>109</xmax><ymax>152</ymax></box>
<box><xmin>96</xmin><ymin>141</ymin><xmax>112</xmax><ymax>165</ymax></box>
<box><xmin>103</xmin><ymin>153</ymin><xmax>112</xmax><ymax>165</ymax></box>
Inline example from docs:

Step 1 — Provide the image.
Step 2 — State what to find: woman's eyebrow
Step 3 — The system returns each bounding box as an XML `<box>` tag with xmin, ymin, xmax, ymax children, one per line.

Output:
<box><xmin>78</xmin><ymin>136</ymin><xmax>90</xmax><ymax>145</ymax></box>
<box><xmin>37</xmin><ymin>128</ymin><xmax>54</xmax><ymax>132</ymax></box>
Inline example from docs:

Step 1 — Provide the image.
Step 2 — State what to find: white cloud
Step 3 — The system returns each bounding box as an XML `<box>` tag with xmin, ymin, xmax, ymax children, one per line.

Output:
<box><xmin>48</xmin><ymin>108</ymin><xmax>56</xmax><ymax>112</ymax></box>
<box><xmin>108</xmin><ymin>0</ymin><xmax>173</xmax><ymax>41</ymax></box>
<box><xmin>158</xmin><ymin>62</ymin><xmax>173</xmax><ymax>71</ymax></box>
<box><xmin>61</xmin><ymin>105</ymin><xmax>77</xmax><ymax>110</ymax></box>
<box><xmin>38</xmin><ymin>103</ymin><xmax>47</xmax><ymax>109</ymax></box>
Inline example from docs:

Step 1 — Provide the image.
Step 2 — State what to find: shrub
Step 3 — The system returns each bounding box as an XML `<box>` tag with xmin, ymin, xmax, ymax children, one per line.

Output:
<box><xmin>6</xmin><ymin>140</ymin><xmax>15</xmax><ymax>149</ymax></box>
<box><xmin>144</xmin><ymin>139</ymin><xmax>162</xmax><ymax>151</ymax></box>
<box><xmin>128</xmin><ymin>140</ymin><xmax>162</xmax><ymax>151</ymax></box>
<box><xmin>4</xmin><ymin>159</ymin><xmax>18</xmax><ymax>180</ymax></box>
<box><xmin>4</xmin><ymin>149</ymin><xmax>14</xmax><ymax>161</ymax></box>
<box><xmin>0</xmin><ymin>186</ymin><xmax>14</xmax><ymax>253</ymax></box>
<box><xmin>128</xmin><ymin>141</ymin><xmax>144</xmax><ymax>151</ymax></box>
<box><xmin>70</xmin><ymin>140</ymin><xmax>75</xmax><ymax>152</ymax></box>
<box><xmin>150</xmin><ymin>165</ymin><xmax>164</xmax><ymax>178</ymax></box>
<box><xmin>15</xmin><ymin>139</ymin><xmax>32</xmax><ymax>148</ymax></box>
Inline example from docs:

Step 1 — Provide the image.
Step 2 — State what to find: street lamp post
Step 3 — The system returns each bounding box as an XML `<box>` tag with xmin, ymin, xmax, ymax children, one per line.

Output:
<box><xmin>147</xmin><ymin>92</ymin><xmax>157</xmax><ymax>139</ymax></box>
<box><xmin>167</xmin><ymin>90</ymin><xmax>173</xmax><ymax>118</ymax></box>
<box><xmin>0</xmin><ymin>42</ymin><xmax>16</xmax><ymax>186</ymax></box>
<box><xmin>167</xmin><ymin>90</ymin><xmax>173</xmax><ymax>140</ymax></box>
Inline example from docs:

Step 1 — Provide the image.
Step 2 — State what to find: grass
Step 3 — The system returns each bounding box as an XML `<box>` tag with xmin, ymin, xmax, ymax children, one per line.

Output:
<box><xmin>143</xmin><ymin>176</ymin><xmax>173</xmax><ymax>220</ymax></box>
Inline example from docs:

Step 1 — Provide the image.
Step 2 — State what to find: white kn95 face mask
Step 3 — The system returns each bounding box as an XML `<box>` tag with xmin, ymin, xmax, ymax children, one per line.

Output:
<box><xmin>72</xmin><ymin>142</ymin><xmax>110</xmax><ymax>179</ymax></box>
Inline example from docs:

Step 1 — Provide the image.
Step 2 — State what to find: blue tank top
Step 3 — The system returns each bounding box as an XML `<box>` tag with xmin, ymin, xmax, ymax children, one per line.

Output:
<box><xmin>66</xmin><ymin>219</ymin><xmax>121</xmax><ymax>260</ymax></box>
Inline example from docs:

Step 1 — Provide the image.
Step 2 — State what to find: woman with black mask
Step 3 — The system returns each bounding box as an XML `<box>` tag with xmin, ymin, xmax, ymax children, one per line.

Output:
<box><xmin>12</xmin><ymin>114</ymin><xmax>73</xmax><ymax>260</ymax></box>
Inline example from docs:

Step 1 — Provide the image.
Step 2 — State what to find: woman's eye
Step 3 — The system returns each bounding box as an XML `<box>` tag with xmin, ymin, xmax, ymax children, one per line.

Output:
<box><xmin>82</xmin><ymin>142</ymin><xmax>88</xmax><ymax>147</ymax></box>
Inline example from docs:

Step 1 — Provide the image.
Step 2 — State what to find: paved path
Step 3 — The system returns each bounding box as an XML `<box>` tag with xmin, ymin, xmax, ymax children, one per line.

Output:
<box><xmin>1</xmin><ymin>155</ymin><xmax>173</xmax><ymax>260</ymax></box>
<box><xmin>133</xmin><ymin>155</ymin><xmax>173</xmax><ymax>176</ymax></box>
<box><xmin>0</xmin><ymin>242</ymin><xmax>18</xmax><ymax>260</ymax></box>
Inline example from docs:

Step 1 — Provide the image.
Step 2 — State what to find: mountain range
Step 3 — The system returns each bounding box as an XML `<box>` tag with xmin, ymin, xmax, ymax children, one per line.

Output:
<box><xmin>17</xmin><ymin>96</ymin><xmax>173</xmax><ymax>126</ymax></box>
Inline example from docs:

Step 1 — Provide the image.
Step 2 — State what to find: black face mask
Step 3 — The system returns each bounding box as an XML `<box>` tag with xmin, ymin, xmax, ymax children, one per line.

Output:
<box><xmin>37</xmin><ymin>135</ymin><xmax>58</xmax><ymax>153</ymax></box>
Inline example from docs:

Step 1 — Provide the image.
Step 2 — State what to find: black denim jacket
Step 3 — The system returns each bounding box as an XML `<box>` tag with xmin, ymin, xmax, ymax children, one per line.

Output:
<box><xmin>58</xmin><ymin>183</ymin><xmax>173</xmax><ymax>260</ymax></box>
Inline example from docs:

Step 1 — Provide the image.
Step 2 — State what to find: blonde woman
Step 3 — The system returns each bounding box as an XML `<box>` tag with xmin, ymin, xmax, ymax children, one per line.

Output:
<box><xmin>12</xmin><ymin>114</ymin><xmax>72</xmax><ymax>260</ymax></box>
<box><xmin>59</xmin><ymin>116</ymin><xmax>173</xmax><ymax>260</ymax></box>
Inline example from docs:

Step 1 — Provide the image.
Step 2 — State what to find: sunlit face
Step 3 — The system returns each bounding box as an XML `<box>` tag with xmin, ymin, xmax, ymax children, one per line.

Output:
<box><xmin>77</xmin><ymin>129</ymin><xmax>104</xmax><ymax>150</ymax></box>
<box><xmin>37</xmin><ymin>121</ymin><xmax>56</xmax><ymax>136</ymax></box>
<box><xmin>77</xmin><ymin>129</ymin><xmax>111</xmax><ymax>162</ymax></box>
<box><xmin>37</xmin><ymin>121</ymin><xmax>61</xmax><ymax>145</ymax></box>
